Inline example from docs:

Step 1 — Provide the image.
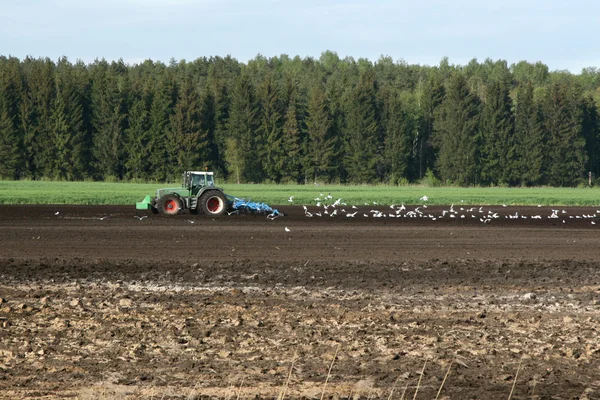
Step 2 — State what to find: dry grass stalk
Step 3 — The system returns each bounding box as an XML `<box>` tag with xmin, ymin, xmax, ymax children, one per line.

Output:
<box><xmin>412</xmin><ymin>359</ymin><xmax>428</xmax><ymax>400</ymax></box>
<box><xmin>278</xmin><ymin>350</ymin><xmax>298</xmax><ymax>400</ymax></box>
<box><xmin>435</xmin><ymin>359</ymin><xmax>454</xmax><ymax>400</ymax></box>
<box><xmin>399</xmin><ymin>382</ymin><xmax>409</xmax><ymax>400</ymax></box>
<box><xmin>507</xmin><ymin>360</ymin><xmax>522</xmax><ymax>400</ymax></box>
<box><xmin>187</xmin><ymin>377</ymin><xmax>203</xmax><ymax>400</ymax></box>
<box><xmin>236</xmin><ymin>376</ymin><xmax>245</xmax><ymax>400</ymax></box>
<box><xmin>387</xmin><ymin>375</ymin><xmax>402</xmax><ymax>400</ymax></box>
<box><xmin>320</xmin><ymin>344</ymin><xmax>341</xmax><ymax>400</ymax></box>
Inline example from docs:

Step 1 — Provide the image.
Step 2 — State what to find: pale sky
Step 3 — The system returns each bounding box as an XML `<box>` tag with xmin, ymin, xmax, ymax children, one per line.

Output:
<box><xmin>1</xmin><ymin>0</ymin><xmax>599</xmax><ymax>72</ymax></box>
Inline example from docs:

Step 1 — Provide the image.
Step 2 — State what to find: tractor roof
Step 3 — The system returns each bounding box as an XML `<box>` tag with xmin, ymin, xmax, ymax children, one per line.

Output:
<box><xmin>188</xmin><ymin>171</ymin><xmax>214</xmax><ymax>175</ymax></box>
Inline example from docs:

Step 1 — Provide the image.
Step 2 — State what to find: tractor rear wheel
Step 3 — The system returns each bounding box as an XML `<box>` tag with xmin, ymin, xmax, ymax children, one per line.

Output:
<box><xmin>158</xmin><ymin>194</ymin><xmax>182</xmax><ymax>216</ymax></box>
<box><xmin>199</xmin><ymin>190</ymin><xmax>227</xmax><ymax>217</ymax></box>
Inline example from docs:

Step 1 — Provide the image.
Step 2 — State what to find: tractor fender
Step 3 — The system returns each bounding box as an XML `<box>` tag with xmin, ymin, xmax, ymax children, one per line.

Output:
<box><xmin>196</xmin><ymin>186</ymin><xmax>226</xmax><ymax>198</ymax></box>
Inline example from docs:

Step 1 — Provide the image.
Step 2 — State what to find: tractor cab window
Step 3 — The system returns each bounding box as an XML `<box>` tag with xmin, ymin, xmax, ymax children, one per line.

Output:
<box><xmin>192</xmin><ymin>174</ymin><xmax>206</xmax><ymax>187</ymax></box>
<box><xmin>206</xmin><ymin>175</ymin><xmax>214</xmax><ymax>186</ymax></box>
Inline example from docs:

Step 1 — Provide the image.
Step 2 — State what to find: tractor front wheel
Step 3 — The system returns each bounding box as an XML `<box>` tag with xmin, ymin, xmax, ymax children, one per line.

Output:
<box><xmin>158</xmin><ymin>194</ymin><xmax>182</xmax><ymax>216</ymax></box>
<box><xmin>199</xmin><ymin>190</ymin><xmax>227</xmax><ymax>217</ymax></box>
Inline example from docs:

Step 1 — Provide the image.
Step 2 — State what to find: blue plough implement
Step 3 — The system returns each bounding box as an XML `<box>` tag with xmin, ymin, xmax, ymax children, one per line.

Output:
<box><xmin>227</xmin><ymin>195</ymin><xmax>282</xmax><ymax>217</ymax></box>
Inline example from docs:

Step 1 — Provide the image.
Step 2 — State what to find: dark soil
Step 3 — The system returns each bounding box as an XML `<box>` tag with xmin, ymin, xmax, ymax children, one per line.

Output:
<box><xmin>1</xmin><ymin>204</ymin><xmax>600</xmax><ymax>399</ymax></box>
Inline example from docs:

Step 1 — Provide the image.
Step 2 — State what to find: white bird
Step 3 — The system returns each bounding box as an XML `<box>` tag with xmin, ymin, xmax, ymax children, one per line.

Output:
<box><xmin>373</xmin><ymin>201</ymin><xmax>378</xmax><ymax>205</ymax></box>
<box><xmin>305</xmin><ymin>211</ymin><xmax>313</xmax><ymax>217</ymax></box>
<box><xmin>187</xmin><ymin>220</ymin><xmax>195</xmax><ymax>224</ymax></box>
<box><xmin>267</xmin><ymin>213</ymin><xmax>280</xmax><ymax>220</ymax></box>
<box><xmin>54</xmin><ymin>211</ymin><xmax>60</xmax><ymax>215</ymax></box>
<box><xmin>346</xmin><ymin>212</ymin><xmax>357</xmax><ymax>218</ymax></box>
<box><xmin>399</xmin><ymin>204</ymin><xmax>406</xmax><ymax>212</ymax></box>
<box><xmin>352</xmin><ymin>205</ymin><xmax>358</xmax><ymax>209</ymax></box>
<box><xmin>288</xmin><ymin>196</ymin><xmax>294</xmax><ymax>202</ymax></box>
<box><xmin>420</xmin><ymin>195</ymin><xmax>429</xmax><ymax>201</ymax></box>
<box><xmin>363</xmin><ymin>214</ymin><xmax>368</xmax><ymax>217</ymax></box>
<box><xmin>315</xmin><ymin>212</ymin><xmax>322</xmax><ymax>217</ymax></box>
<box><xmin>326</xmin><ymin>194</ymin><xmax>333</xmax><ymax>199</ymax></box>
<box><xmin>97</xmin><ymin>216</ymin><xmax>109</xmax><ymax>221</ymax></box>
<box><xmin>284</xmin><ymin>227</ymin><xmax>291</xmax><ymax>232</ymax></box>
<box><xmin>502</xmin><ymin>204</ymin><xmax>507</xmax><ymax>207</ymax></box>
<box><xmin>134</xmin><ymin>215</ymin><xmax>147</xmax><ymax>220</ymax></box>
<box><xmin>227</xmin><ymin>210</ymin><xmax>239</xmax><ymax>215</ymax></box>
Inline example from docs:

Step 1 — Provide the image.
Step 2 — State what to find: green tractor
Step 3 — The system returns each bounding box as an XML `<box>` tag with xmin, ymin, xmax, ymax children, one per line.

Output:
<box><xmin>136</xmin><ymin>171</ymin><xmax>230</xmax><ymax>216</ymax></box>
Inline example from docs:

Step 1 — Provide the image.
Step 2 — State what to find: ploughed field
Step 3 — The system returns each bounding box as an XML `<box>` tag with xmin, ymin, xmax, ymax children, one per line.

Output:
<box><xmin>1</xmin><ymin>204</ymin><xmax>600</xmax><ymax>399</ymax></box>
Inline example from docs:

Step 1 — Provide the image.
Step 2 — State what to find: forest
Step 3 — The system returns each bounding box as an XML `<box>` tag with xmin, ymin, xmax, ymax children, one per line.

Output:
<box><xmin>0</xmin><ymin>52</ymin><xmax>599</xmax><ymax>187</ymax></box>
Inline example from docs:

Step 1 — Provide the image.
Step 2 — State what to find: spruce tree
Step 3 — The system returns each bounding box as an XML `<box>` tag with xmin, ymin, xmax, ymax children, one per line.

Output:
<box><xmin>542</xmin><ymin>82</ymin><xmax>587</xmax><ymax>187</ymax></box>
<box><xmin>166</xmin><ymin>78</ymin><xmax>207</xmax><ymax>176</ymax></box>
<box><xmin>513</xmin><ymin>82</ymin><xmax>544</xmax><ymax>186</ymax></box>
<box><xmin>0</xmin><ymin>57</ymin><xmax>23</xmax><ymax>179</ymax></box>
<box><xmin>50</xmin><ymin>58</ymin><xmax>86</xmax><ymax>180</ymax></box>
<box><xmin>226</xmin><ymin>73</ymin><xmax>261</xmax><ymax>182</ymax></box>
<box><xmin>479</xmin><ymin>79</ymin><xmax>515</xmax><ymax>185</ymax></box>
<box><xmin>0</xmin><ymin>103</ymin><xmax>19</xmax><ymax>179</ymax></box>
<box><xmin>199</xmin><ymin>87</ymin><xmax>217</xmax><ymax>170</ymax></box>
<box><xmin>124</xmin><ymin>95</ymin><xmax>150</xmax><ymax>180</ymax></box>
<box><xmin>22</xmin><ymin>57</ymin><xmax>55</xmax><ymax>179</ymax></box>
<box><xmin>90</xmin><ymin>61</ymin><xmax>124</xmax><ymax>180</ymax></box>
<box><xmin>281</xmin><ymin>93</ymin><xmax>303</xmax><ymax>183</ymax></box>
<box><xmin>305</xmin><ymin>84</ymin><xmax>334</xmax><ymax>183</ymax></box>
<box><xmin>581</xmin><ymin>96</ymin><xmax>600</xmax><ymax>180</ymax></box>
<box><xmin>147</xmin><ymin>75</ymin><xmax>176</xmax><ymax>181</ymax></box>
<box><xmin>257</xmin><ymin>73</ymin><xmax>283</xmax><ymax>182</ymax></box>
<box><xmin>416</xmin><ymin>75</ymin><xmax>445</xmax><ymax>179</ymax></box>
<box><xmin>345</xmin><ymin>69</ymin><xmax>381</xmax><ymax>183</ymax></box>
<box><xmin>434</xmin><ymin>73</ymin><xmax>481</xmax><ymax>186</ymax></box>
<box><xmin>381</xmin><ymin>88</ymin><xmax>411</xmax><ymax>184</ymax></box>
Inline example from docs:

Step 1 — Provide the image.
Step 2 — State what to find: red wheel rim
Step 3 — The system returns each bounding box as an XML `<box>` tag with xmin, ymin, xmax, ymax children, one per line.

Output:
<box><xmin>207</xmin><ymin>197</ymin><xmax>223</xmax><ymax>213</ymax></box>
<box><xmin>164</xmin><ymin>199</ymin><xmax>178</xmax><ymax>214</ymax></box>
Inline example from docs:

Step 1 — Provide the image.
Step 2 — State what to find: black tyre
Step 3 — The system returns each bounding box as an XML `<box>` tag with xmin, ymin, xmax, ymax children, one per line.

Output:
<box><xmin>150</xmin><ymin>199</ymin><xmax>159</xmax><ymax>214</ymax></box>
<box><xmin>199</xmin><ymin>190</ymin><xmax>227</xmax><ymax>217</ymax></box>
<box><xmin>157</xmin><ymin>194</ymin><xmax>182</xmax><ymax>216</ymax></box>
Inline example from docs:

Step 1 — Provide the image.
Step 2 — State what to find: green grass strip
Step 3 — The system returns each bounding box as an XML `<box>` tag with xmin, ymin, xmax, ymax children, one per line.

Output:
<box><xmin>0</xmin><ymin>180</ymin><xmax>599</xmax><ymax>206</ymax></box>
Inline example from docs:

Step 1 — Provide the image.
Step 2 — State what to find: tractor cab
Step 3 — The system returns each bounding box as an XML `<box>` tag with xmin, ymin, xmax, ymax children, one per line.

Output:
<box><xmin>184</xmin><ymin>171</ymin><xmax>215</xmax><ymax>196</ymax></box>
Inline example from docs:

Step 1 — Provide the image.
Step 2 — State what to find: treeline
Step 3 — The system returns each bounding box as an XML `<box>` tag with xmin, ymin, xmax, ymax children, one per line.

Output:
<box><xmin>1</xmin><ymin>52</ymin><xmax>599</xmax><ymax>186</ymax></box>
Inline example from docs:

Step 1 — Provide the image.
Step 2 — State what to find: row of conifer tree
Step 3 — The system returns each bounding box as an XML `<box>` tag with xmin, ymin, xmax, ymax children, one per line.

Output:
<box><xmin>0</xmin><ymin>53</ymin><xmax>599</xmax><ymax>186</ymax></box>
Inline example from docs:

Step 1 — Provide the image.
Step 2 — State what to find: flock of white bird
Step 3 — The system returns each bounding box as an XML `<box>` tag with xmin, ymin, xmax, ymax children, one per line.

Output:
<box><xmin>289</xmin><ymin>194</ymin><xmax>600</xmax><ymax>226</ymax></box>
